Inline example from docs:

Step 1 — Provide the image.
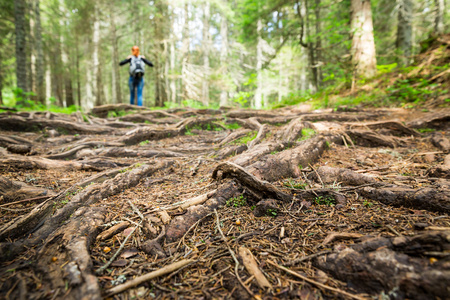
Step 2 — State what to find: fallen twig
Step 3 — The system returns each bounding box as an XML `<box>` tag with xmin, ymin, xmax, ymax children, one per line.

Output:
<box><xmin>267</xmin><ymin>260</ymin><xmax>369</xmax><ymax>300</ymax></box>
<box><xmin>96</xmin><ymin>222</ymin><xmax>140</xmax><ymax>274</ymax></box>
<box><xmin>105</xmin><ymin>259</ymin><xmax>194</xmax><ymax>297</ymax></box>
<box><xmin>214</xmin><ymin>209</ymin><xmax>255</xmax><ymax>299</ymax></box>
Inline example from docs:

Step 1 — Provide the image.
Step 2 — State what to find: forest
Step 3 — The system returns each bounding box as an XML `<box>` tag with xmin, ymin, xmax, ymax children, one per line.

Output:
<box><xmin>0</xmin><ymin>0</ymin><xmax>449</xmax><ymax>299</ymax></box>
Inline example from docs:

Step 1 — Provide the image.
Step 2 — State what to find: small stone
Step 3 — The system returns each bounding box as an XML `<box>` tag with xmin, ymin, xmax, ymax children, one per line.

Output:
<box><xmin>253</xmin><ymin>199</ymin><xmax>278</xmax><ymax>217</ymax></box>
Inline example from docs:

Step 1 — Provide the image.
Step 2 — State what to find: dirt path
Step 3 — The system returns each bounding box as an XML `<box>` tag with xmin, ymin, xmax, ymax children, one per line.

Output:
<box><xmin>0</xmin><ymin>104</ymin><xmax>449</xmax><ymax>299</ymax></box>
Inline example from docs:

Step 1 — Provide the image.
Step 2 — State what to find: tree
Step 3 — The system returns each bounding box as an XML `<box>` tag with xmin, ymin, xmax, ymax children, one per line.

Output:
<box><xmin>14</xmin><ymin>0</ymin><xmax>28</xmax><ymax>92</ymax></box>
<box><xmin>201</xmin><ymin>2</ymin><xmax>211</xmax><ymax>106</ymax></box>
<box><xmin>434</xmin><ymin>0</ymin><xmax>445</xmax><ymax>34</ymax></box>
<box><xmin>350</xmin><ymin>0</ymin><xmax>377</xmax><ymax>78</ymax></box>
<box><xmin>33</xmin><ymin>0</ymin><xmax>44</xmax><ymax>103</ymax></box>
<box><xmin>396</xmin><ymin>0</ymin><xmax>413</xmax><ymax>67</ymax></box>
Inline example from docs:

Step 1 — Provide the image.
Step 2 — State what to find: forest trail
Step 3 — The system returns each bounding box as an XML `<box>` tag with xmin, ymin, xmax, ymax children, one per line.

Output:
<box><xmin>0</xmin><ymin>103</ymin><xmax>449</xmax><ymax>299</ymax></box>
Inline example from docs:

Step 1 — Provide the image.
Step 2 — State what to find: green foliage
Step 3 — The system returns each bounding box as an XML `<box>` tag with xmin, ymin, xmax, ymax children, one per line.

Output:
<box><xmin>224</xmin><ymin>122</ymin><xmax>241</xmax><ymax>130</ymax></box>
<box><xmin>363</xmin><ymin>200</ymin><xmax>373</xmax><ymax>208</ymax></box>
<box><xmin>417</xmin><ymin>128</ymin><xmax>436</xmax><ymax>133</ymax></box>
<box><xmin>283</xmin><ymin>179</ymin><xmax>307</xmax><ymax>190</ymax></box>
<box><xmin>226</xmin><ymin>195</ymin><xmax>247</xmax><ymax>207</ymax></box>
<box><xmin>387</xmin><ymin>78</ymin><xmax>445</xmax><ymax>104</ymax></box>
<box><xmin>267</xmin><ymin>208</ymin><xmax>277</xmax><ymax>217</ymax></box>
<box><xmin>376</xmin><ymin>63</ymin><xmax>398</xmax><ymax>74</ymax></box>
<box><xmin>139</xmin><ymin>140</ymin><xmax>150</xmax><ymax>146</ymax></box>
<box><xmin>299</xmin><ymin>128</ymin><xmax>316</xmax><ymax>141</ymax></box>
<box><xmin>314</xmin><ymin>195</ymin><xmax>336</xmax><ymax>206</ymax></box>
<box><xmin>233</xmin><ymin>131</ymin><xmax>257</xmax><ymax>145</ymax></box>
<box><xmin>271</xmin><ymin>91</ymin><xmax>311</xmax><ymax>109</ymax></box>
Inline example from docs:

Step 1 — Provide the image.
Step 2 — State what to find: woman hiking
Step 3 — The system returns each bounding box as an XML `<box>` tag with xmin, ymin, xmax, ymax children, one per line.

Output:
<box><xmin>119</xmin><ymin>46</ymin><xmax>154</xmax><ymax>106</ymax></box>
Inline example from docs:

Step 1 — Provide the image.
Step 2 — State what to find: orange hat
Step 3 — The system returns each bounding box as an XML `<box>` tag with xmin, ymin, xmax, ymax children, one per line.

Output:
<box><xmin>131</xmin><ymin>46</ymin><xmax>140</xmax><ymax>57</ymax></box>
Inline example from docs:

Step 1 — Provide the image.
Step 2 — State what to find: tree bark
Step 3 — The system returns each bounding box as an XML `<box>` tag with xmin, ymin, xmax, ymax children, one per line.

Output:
<box><xmin>181</xmin><ymin>3</ymin><xmax>190</xmax><ymax>101</ymax></box>
<box><xmin>219</xmin><ymin>5</ymin><xmax>229</xmax><ymax>107</ymax></box>
<box><xmin>92</xmin><ymin>7</ymin><xmax>100</xmax><ymax>107</ymax></box>
<box><xmin>255</xmin><ymin>19</ymin><xmax>263</xmax><ymax>109</ymax></box>
<box><xmin>434</xmin><ymin>0</ymin><xmax>445</xmax><ymax>34</ymax></box>
<box><xmin>110</xmin><ymin>12</ymin><xmax>121</xmax><ymax>104</ymax></box>
<box><xmin>34</xmin><ymin>0</ymin><xmax>45</xmax><ymax>104</ymax></box>
<box><xmin>350</xmin><ymin>0</ymin><xmax>377</xmax><ymax>78</ymax></box>
<box><xmin>14</xmin><ymin>0</ymin><xmax>28</xmax><ymax>92</ymax></box>
<box><xmin>202</xmin><ymin>2</ymin><xmax>211</xmax><ymax>106</ymax></box>
<box><xmin>396</xmin><ymin>0</ymin><xmax>413</xmax><ymax>67</ymax></box>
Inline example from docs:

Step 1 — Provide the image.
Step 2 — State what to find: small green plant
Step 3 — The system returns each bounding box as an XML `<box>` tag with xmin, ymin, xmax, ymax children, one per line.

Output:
<box><xmin>139</xmin><ymin>140</ymin><xmax>150</xmax><ymax>146</ymax></box>
<box><xmin>226</xmin><ymin>195</ymin><xmax>247</xmax><ymax>207</ymax></box>
<box><xmin>224</xmin><ymin>122</ymin><xmax>241</xmax><ymax>130</ymax></box>
<box><xmin>363</xmin><ymin>200</ymin><xmax>373</xmax><ymax>208</ymax></box>
<box><xmin>250</xmin><ymin>205</ymin><xmax>256</xmax><ymax>211</ymax></box>
<box><xmin>314</xmin><ymin>195</ymin><xmax>336</xmax><ymax>206</ymax></box>
<box><xmin>417</xmin><ymin>128</ymin><xmax>436</xmax><ymax>133</ymax></box>
<box><xmin>283</xmin><ymin>179</ymin><xmax>307</xmax><ymax>190</ymax></box>
<box><xmin>233</xmin><ymin>131</ymin><xmax>257</xmax><ymax>145</ymax></box>
<box><xmin>299</xmin><ymin>128</ymin><xmax>316</xmax><ymax>141</ymax></box>
<box><xmin>270</xmin><ymin>151</ymin><xmax>279</xmax><ymax>155</ymax></box>
<box><xmin>267</xmin><ymin>208</ymin><xmax>278</xmax><ymax>217</ymax></box>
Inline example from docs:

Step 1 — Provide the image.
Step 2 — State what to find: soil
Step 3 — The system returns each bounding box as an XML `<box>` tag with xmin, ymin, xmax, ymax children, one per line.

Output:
<box><xmin>0</xmin><ymin>104</ymin><xmax>449</xmax><ymax>300</ymax></box>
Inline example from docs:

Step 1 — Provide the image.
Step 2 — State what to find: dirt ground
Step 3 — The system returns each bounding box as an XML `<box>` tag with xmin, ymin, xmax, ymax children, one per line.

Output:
<box><xmin>0</xmin><ymin>104</ymin><xmax>449</xmax><ymax>300</ymax></box>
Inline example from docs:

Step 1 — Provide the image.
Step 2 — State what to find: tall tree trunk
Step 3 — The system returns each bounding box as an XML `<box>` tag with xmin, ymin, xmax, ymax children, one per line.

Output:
<box><xmin>396</xmin><ymin>0</ymin><xmax>413</xmax><ymax>67</ymax></box>
<box><xmin>299</xmin><ymin>0</ymin><xmax>318</xmax><ymax>93</ymax></box>
<box><xmin>29</xmin><ymin>4</ymin><xmax>36</xmax><ymax>96</ymax></box>
<box><xmin>58</xmin><ymin>0</ymin><xmax>74</xmax><ymax>107</ymax></box>
<box><xmin>201</xmin><ymin>2</ymin><xmax>210</xmax><ymax>106</ymax></box>
<box><xmin>14</xmin><ymin>0</ymin><xmax>28</xmax><ymax>93</ymax></box>
<box><xmin>154</xmin><ymin>0</ymin><xmax>168</xmax><ymax>107</ymax></box>
<box><xmin>219</xmin><ymin>5</ymin><xmax>229</xmax><ymax>107</ymax></box>
<box><xmin>181</xmin><ymin>3</ymin><xmax>190</xmax><ymax>100</ymax></box>
<box><xmin>109</xmin><ymin>10</ymin><xmax>121</xmax><ymax>104</ymax></box>
<box><xmin>92</xmin><ymin>8</ymin><xmax>100</xmax><ymax>107</ymax></box>
<box><xmin>169</xmin><ymin>34</ymin><xmax>176</xmax><ymax>103</ymax></box>
<box><xmin>45</xmin><ymin>58</ymin><xmax>51</xmax><ymax>105</ymax></box>
<box><xmin>75</xmin><ymin>34</ymin><xmax>81</xmax><ymax>108</ymax></box>
<box><xmin>314</xmin><ymin>0</ymin><xmax>322</xmax><ymax>87</ymax></box>
<box><xmin>255</xmin><ymin>19</ymin><xmax>263</xmax><ymax>109</ymax></box>
<box><xmin>434</xmin><ymin>0</ymin><xmax>445</xmax><ymax>34</ymax></box>
<box><xmin>164</xmin><ymin>41</ymin><xmax>170</xmax><ymax>104</ymax></box>
<box><xmin>34</xmin><ymin>0</ymin><xmax>44</xmax><ymax>104</ymax></box>
<box><xmin>350</xmin><ymin>0</ymin><xmax>377</xmax><ymax>78</ymax></box>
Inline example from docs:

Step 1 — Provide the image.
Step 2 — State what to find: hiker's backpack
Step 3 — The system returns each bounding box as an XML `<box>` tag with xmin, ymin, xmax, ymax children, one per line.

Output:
<box><xmin>129</xmin><ymin>56</ymin><xmax>145</xmax><ymax>78</ymax></box>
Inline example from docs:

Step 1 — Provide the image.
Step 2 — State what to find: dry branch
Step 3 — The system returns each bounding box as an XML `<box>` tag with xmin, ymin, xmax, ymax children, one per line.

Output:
<box><xmin>105</xmin><ymin>259</ymin><xmax>194</xmax><ymax>297</ymax></box>
<box><xmin>239</xmin><ymin>247</ymin><xmax>272</xmax><ymax>289</ymax></box>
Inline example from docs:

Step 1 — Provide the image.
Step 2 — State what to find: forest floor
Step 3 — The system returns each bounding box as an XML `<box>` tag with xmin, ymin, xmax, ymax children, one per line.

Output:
<box><xmin>0</xmin><ymin>102</ymin><xmax>449</xmax><ymax>300</ymax></box>
<box><xmin>0</xmin><ymin>34</ymin><xmax>449</xmax><ymax>300</ymax></box>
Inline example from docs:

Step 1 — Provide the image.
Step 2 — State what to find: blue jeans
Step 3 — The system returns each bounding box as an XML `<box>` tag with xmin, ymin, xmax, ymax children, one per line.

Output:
<box><xmin>128</xmin><ymin>76</ymin><xmax>144</xmax><ymax>106</ymax></box>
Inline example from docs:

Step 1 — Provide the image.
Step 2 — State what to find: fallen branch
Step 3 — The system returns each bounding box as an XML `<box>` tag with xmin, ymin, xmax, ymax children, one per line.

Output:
<box><xmin>239</xmin><ymin>247</ymin><xmax>272</xmax><ymax>289</ymax></box>
<box><xmin>105</xmin><ymin>259</ymin><xmax>194</xmax><ymax>297</ymax></box>
<box><xmin>267</xmin><ymin>260</ymin><xmax>368</xmax><ymax>300</ymax></box>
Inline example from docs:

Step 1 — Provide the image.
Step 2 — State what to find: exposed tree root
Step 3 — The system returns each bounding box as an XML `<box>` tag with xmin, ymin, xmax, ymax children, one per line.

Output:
<box><xmin>90</xmin><ymin>104</ymin><xmax>149</xmax><ymax>118</ymax></box>
<box><xmin>345</xmin><ymin>120</ymin><xmax>420</xmax><ymax>137</ymax></box>
<box><xmin>308</xmin><ymin>166</ymin><xmax>376</xmax><ymax>186</ymax></box>
<box><xmin>246</xmin><ymin>134</ymin><xmax>342</xmax><ymax>182</ymax></box>
<box><xmin>229</xmin><ymin>141</ymin><xmax>290</xmax><ymax>167</ymax></box>
<box><xmin>313</xmin><ymin>230</ymin><xmax>450</xmax><ymax>299</ymax></box>
<box><xmin>212</xmin><ymin>162</ymin><xmax>292</xmax><ymax>202</ymax></box>
<box><xmin>218</xmin><ymin>128</ymin><xmax>251</xmax><ymax>146</ymax></box>
<box><xmin>280</xmin><ymin>118</ymin><xmax>313</xmax><ymax>142</ymax></box>
<box><xmin>360</xmin><ymin>185</ymin><xmax>450</xmax><ymax>212</ymax></box>
<box><xmin>35</xmin><ymin>207</ymin><xmax>106</xmax><ymax>300</ymax></box>
<box><xmin>407</xmin><ymin>111</ymin><xmax>450</xmax><ymax>130</ymax></box>
<box><xmin>0</xmin><ymin>176</ymin><xmax>54</xmax><ymax>203</ymax></box>
<box><xmin>0</xmin><ymin>114</ymin><xmax>113</xmax><ymax>134</ymax></box>
<box><xmin>347</xmin><ymin>130</ymin><xmax>397</xmax><ymax>147</ymax></box>
<box><xmin>0</xmin><ymin>161</ymin><xmax>172</xmax><ymax>261</ymax></box>
<box><xmin>0</xmin><ymin>155</ymin><xmax>125</xmax><ymax>171</ymax></box>
<box><xmin>165</xmin><ymin>180</ymin><xmax>241</xmax><ymax>242</ymax></box>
